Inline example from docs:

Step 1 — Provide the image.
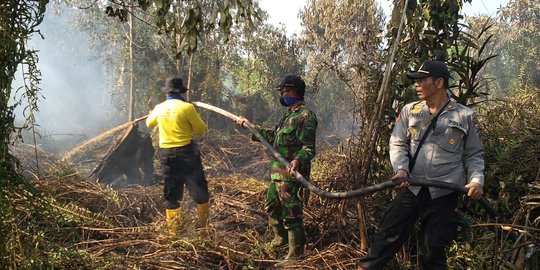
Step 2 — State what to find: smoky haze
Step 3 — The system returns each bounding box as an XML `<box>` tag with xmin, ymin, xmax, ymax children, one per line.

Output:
<box><xmin>12</xmin><ymin>7</ymin><xmax>124</xmax><ymax>155</ymax></box>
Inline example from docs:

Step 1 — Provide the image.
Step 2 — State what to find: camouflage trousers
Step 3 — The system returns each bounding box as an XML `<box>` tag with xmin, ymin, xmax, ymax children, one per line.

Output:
<box><xmin>264</xmin><ymin>178</ymin><xmax>304</xmax><ymax>230</ymax></box>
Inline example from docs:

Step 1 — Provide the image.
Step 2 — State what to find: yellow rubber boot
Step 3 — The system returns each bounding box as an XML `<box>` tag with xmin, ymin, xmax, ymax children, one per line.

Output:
<box><xmin>196</xmin><ymin>203</ymin><xmax>209</xmax><ymax>227</ymax></box>
<box><xmin>165</xmin><ymin>208</ymin><xmax>182</xmax><ymax>235</ymax></box>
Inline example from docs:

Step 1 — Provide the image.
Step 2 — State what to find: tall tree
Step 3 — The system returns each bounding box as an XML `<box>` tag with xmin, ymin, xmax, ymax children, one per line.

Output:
<box><xmin>52</xmin><ymin>0</ymin><xmax>259</xmax><ymax>121</ymax></box>
<box><xmin>226</xmin><ymin>22</ymin><xmax>305</xmax><ymax>126</ymax></box>
<box><xmin>300</xmin><ymin>0</ymin><xmax>386</xmax><ymax>250</ymax></box>
<box><xmin>495</xmin><ymin>0</ymin><xmax>539</xmax><ymax>93</ymax></box>
<box><xmin>0</xmin><ymin>0</ymin><xmax>48</xmax><ymax>267</ymax></box>
<box><xmin>460</xmin><ymin>0</ymin><xmax>539</xmax><ymax>99</ymax></box>
<box><xmin>387</xmin><ymin>0</ymin><xmax>472</xmax><ymax>104</ymax></box>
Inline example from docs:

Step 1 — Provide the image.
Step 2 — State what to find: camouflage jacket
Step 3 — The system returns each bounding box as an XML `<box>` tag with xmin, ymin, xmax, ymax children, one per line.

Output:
<box><xmin>255</xmin><ymin>103</ymin><xmax>318</xmax><ymax>181</ymax></box>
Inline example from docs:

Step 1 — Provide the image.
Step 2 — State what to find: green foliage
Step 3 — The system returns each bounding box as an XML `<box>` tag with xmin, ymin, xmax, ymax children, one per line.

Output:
<box><xmin>300</xmin><ymin>0</ymin><xmax>386</xmax><ymax>180</ymax></box>
<box><xmin>7</xmin><ymin>198</ymin><xmax>106</xmax><ymax>269</ymax></box>
<box><xmin>311</xmin><ymin>150</ymin><xmax>349</xmax><ymax>183</ymax></box>
<box><xmin>526</xmin><ymin>182</ymin><xmax>540</xmax><ymax>227</ymax></box>
<box><xmin>0</xmin><ymin>1</ymin><xmax>122</xmax><ymax>268</ymax></box>
<box><xmin>447</xmin><ymin>241</ymin><xmax>492</xmax><ymax>269</ymax></box>
<box><xmin>394</xmin><ymin>0</ymin><xmax>466</xmax><ymax>62</ymax></box>
<box><xmin>224</xmin><ymin>23</ymin><xmax>305</xmax><ymax>126</ymax></box>
<box><xmin>448</xmin><ymin>20</ymin><xmax>498</xmax><ymax>106</ymax></box>
<box><xmin>43</xmin><ymin>248</ymin><xmax>97</xmax><ymax>270</ymax></box>
<box><xmin>0</xmin><ymin>180</ymin><xmax>104</xmax><ymax>269</ymax></box>
<box><xmin>48</xmin><ymin>0</ymin><xmax>262</xmax><ymax>123</ymax></box>
<box><xmin>81</xmin><ymin>0</ymin><xmax>259</xmax><ymax>55</ymax></box>
<box><xmin>380</xmin><ymin>1</ymin><xmax>540</xmax><ymax>267</ymax></box>
<box><xmin>497</xmin><ymin>0</ymin><xmax>540</xmax><ymax>91</ymax></box>
<box><xmin>386</xmin><ymin>0</ymin><xmax>486</xmax><ymax>184</ymax></box>
<box><xmin>0</xmin><ymin>166</ymin><xmax>120</xmax><ymax>268</ymax></box>
<box><xmin>1</xmin><ymin>0</ymin><xmax>538</xmax><ymax>268</ymax></box>
<box><xmin>1</xmin><ymin>0</ymin><xmax>49</xmax><ymax>267</ymax></box>
<box><xmin>478</xmin><ymin>88</ymin><xmax>539</xmax><ymax>219</ymax></box>
<box><xmin>437</xmin><ymin>86</ymin><xmax>540</xmax><ymax>270</ymax></box>
<box><xmin>144</xmin><ymin>0</ymin><xmax>258</xmax><ymax>55</ymax></box>
<box><xmin>463</xmin><ymin>0</ymin><xmax>540</xmax><ymax>98</ymax></box>
<box><xmin>389</xmin><ymin>0</ymin><xmax>476</xmax><ymax>108</ymax></box>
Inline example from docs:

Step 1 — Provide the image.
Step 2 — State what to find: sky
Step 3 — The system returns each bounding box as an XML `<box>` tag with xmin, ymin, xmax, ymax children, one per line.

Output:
<box><xmin>258</xmin><ymin>0</ymin><xmax>511</xmax><ymax>36</ymax></box>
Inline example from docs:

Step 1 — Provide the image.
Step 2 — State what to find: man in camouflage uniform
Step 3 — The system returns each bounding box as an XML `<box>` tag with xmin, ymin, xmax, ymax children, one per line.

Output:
<box><xmin>236</xmin><ymin>75</ymin><xmax>317</xmax><ymax>262</ymax></box>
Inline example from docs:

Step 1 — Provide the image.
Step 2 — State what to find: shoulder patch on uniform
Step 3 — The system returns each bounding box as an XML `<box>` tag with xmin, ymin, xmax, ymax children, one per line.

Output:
<box><xmin>410</xmin><ymin>103</ymin><xmax>424</xmax><ymax>114</ymax></box>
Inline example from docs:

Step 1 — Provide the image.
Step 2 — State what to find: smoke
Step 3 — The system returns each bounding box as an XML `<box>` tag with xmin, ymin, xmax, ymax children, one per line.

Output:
<box><xmin>12</xmin><ymin>7</ymin><xmax>123</xmax><ymax>154</ymax></box>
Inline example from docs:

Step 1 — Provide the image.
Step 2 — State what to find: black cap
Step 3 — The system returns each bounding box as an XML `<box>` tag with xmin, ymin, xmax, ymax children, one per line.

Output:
<box><xmin>406</xmin><ymin>60</ymin><xmax>450</xmax><ymax>79</ymax></box>
<box><xmin>162</xmin><ymin>77</ymin><xmax>188</xmax><ymax>93</ymax></box>
<box><xmin>276</xmin><ymin>75</ymin><xmax>306</xmax><ymax>97</ymax></box>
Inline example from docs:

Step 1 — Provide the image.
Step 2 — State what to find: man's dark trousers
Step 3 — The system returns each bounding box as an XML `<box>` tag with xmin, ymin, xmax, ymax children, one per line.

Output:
<box><xmin>357</xmin><ymin>187</ymin><xmax>458</xmax><ymax>269</ymax></box>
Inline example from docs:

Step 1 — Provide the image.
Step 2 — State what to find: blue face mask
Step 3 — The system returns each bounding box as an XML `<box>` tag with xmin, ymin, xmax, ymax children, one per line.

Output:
<box><xmin>279</xmin><ymin>96</ymin><xmax>299</xmax><ymax>107</ymax></box>
<box><xmin>167</xmin><ymin>92</ymin><xmax>185</xmax><ymax>101</ymax></box>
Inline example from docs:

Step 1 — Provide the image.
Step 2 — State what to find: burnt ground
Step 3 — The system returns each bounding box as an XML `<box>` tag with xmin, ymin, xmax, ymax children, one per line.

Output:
<box><xmin>11</xmin><ymin>127</ymin><xmax>391</xmax><ymax>270</ymax></box>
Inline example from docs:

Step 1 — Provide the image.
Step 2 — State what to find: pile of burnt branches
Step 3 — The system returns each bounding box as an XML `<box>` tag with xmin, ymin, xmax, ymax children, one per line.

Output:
<box><xmin>60</xmin><ymin>123</ymin><xmax>131</xmax><ymax>178</ymax></box>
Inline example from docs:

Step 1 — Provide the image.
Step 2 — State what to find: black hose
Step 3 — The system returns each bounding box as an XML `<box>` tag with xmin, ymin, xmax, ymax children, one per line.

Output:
<box><xmin>193</xmin><ymin>101</ymin><xmax>499</xmax><ymax>219</ymax></box>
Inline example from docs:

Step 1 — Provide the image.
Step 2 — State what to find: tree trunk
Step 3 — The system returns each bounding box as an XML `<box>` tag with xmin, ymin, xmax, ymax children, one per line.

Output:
<box><xmin>356</xmin><ymin>0</ymin><xmax>409</xmax><ymax>251</ymax></box>
<box><xmin>175</xmin><ymin>1</ymin><xmax>183</xmax><ymax>75</ymax></box>
<box><xmin>356</xmin><ymin>198</ymin><xmax>369</xmax><ymax>251</ymax></box>
<box><xmin>128</xmin><ymin>9</ymin><xmax>135</xmax><ymax>121</ymax></box>
<box><xmin>186</xmin><ymin>53</ymin><xmax>193</xmax><ymax>101</ymax></box>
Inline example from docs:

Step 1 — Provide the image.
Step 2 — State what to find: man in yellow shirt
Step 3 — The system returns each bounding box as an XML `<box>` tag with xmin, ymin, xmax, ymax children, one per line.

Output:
<box><xmin>146</xmin><ymin>77</ymin><xmax>210</xmax><ymax>232</ymax></box>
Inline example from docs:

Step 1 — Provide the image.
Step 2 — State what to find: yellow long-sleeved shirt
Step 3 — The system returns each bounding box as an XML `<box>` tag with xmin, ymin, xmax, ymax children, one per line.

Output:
<box><xmin>146</xmin><ymin>99</ymin><xmax>207</xmax><ymax>148</ymax></box>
